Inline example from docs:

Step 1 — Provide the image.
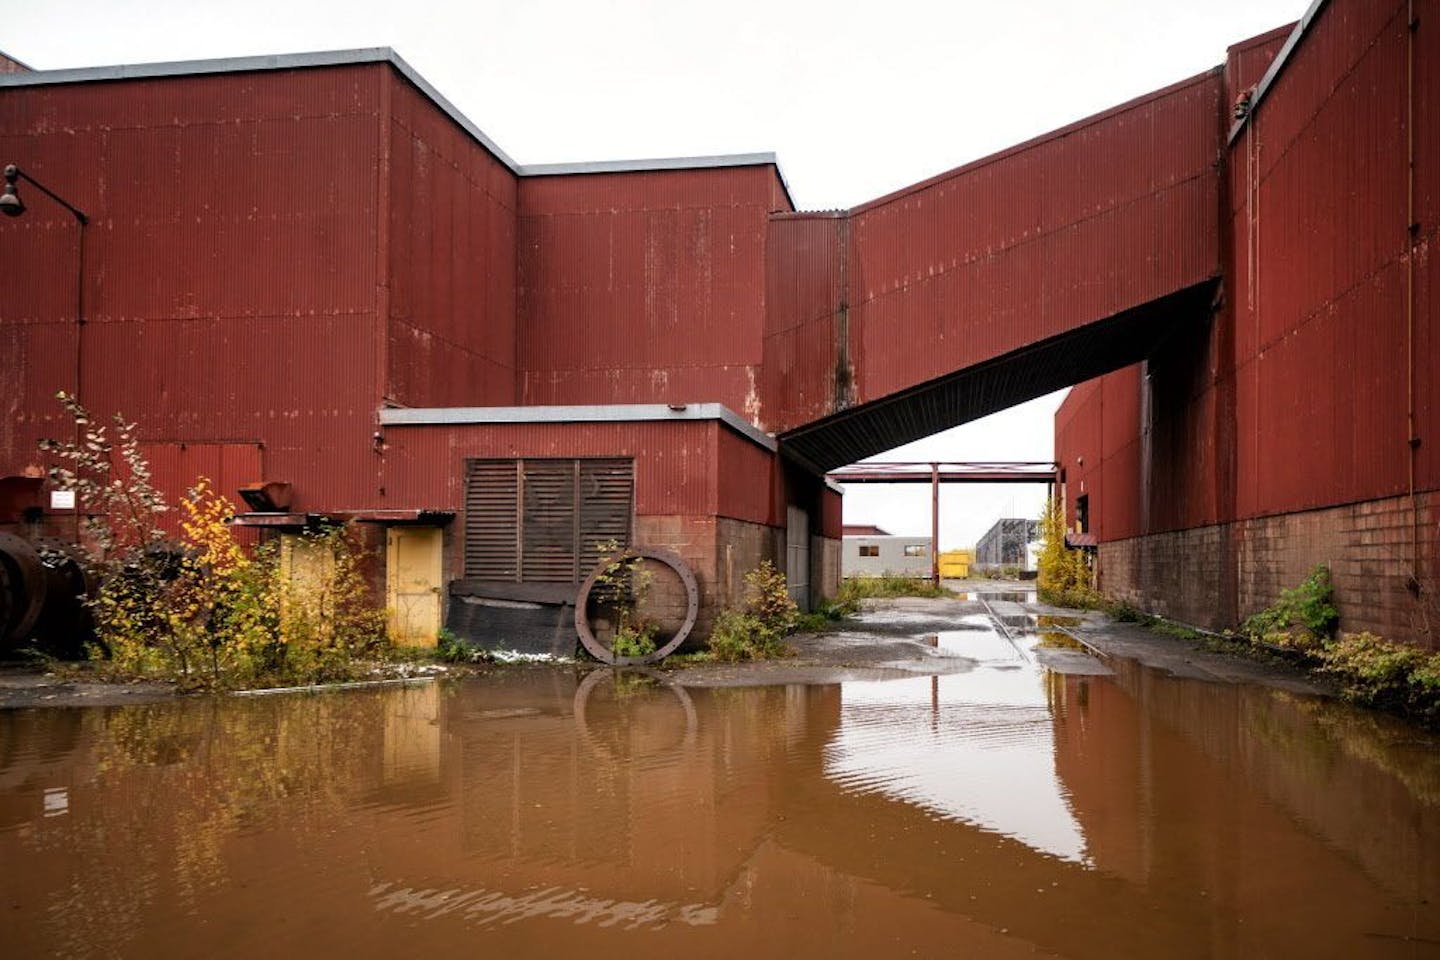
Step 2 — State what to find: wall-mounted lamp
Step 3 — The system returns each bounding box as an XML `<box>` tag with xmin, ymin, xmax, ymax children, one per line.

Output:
<box><xmin>2</xmin><ymin>164</ymin><xmax>88</xmax><ymax>224</ymax></box>
<box><xmin>5</xmin><ymin>163</ymin><xmax>91</xmax><ymax>545</ymax></box>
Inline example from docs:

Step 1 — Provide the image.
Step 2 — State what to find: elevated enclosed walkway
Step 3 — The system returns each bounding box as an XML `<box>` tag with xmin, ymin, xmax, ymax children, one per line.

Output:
<box><xmin>763</xmin><ymin>71</ymin><xmax>1226</xmax><ymax>470</ymax></box>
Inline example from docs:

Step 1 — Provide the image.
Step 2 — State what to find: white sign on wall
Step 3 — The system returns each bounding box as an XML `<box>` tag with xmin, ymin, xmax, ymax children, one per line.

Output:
<box><xmin>49</xmin><ymin>489</ymin><xmax>76</xmax><ymax>511</ymax></box>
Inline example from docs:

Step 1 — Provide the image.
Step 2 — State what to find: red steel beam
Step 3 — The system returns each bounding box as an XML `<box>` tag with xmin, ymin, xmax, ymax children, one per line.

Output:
<box><xmin>828</xmin><ymin>462</ymin><xmax>1058</xmax><ymax>485</ymax></box>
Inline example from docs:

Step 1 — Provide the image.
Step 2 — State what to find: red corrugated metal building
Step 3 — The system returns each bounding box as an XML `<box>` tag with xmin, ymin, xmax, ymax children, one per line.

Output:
<box><xmin>1056</xmin><ymin>0</ymin><xmax>1439</xmax><ymax>644</ymax></box>
<box><xmin>3</xmin><ymin>0</ymin><xmax>1435</xmax><ymax>649</ymax></box>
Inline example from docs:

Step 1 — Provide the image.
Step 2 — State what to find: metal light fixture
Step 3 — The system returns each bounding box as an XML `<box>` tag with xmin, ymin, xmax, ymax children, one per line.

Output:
<box><xmin>2</xmin><ymin>164</ymin><xmax>88</xmax><ymax>224</ymax></box>
<box><xmin>5</xmin><ymin>162</ymin><xmax>91</xmax><ymax>545</ymax></box>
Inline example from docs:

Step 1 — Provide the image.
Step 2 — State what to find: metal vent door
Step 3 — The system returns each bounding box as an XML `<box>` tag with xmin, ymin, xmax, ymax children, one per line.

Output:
<box><xmin>786</xmin><ymin>505</ymin><xmax>810</xmax><ymax>611</ymax></box>
<box><xmin>464</xmin><ymin>460</ymin><xmax>518</xmax><ymax>580</ymax></box>
<box><xmin>578</xmin><ymin>459</ymin><xmax>634</xmax><ymax>575</ymax></box>
<box><xmin>521</xmin><ymin>460</ymin><xmax>579</xmax><ymax>583</ymax></box>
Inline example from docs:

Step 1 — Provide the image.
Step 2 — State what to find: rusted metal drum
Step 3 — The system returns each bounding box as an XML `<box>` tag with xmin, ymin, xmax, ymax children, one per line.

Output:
<box><xmin>574</xmin><ymin>546</ymin><xmax>700</xmax><ymax>665</ymax></box>
<box><xmin>0</xmin><ymin>533</ymin><xmax>48</xmax><ymax>653</ymax></box>
<box><xmin>32</xmin><ymin>543</ymin><xmax>92</xmax><ymax>659</ymax></box>
<box><xmin>0</xmin><ymin>534</ymin><xmax>91</xmax><ymax>656</ymax></box>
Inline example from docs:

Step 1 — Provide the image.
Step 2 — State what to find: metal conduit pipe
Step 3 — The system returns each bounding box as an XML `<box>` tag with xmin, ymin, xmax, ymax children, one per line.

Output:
<box><xmin>1406</xmin><ymin>0</ymin><xmax>1422</xmax><ymax>588</ymax></box>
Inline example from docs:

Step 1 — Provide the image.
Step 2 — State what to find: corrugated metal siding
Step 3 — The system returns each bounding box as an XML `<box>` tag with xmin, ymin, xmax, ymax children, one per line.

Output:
<box><xmin>820</xmin><ymin>485</ymin><xmax>844</xmax><ymax>540</ymax></box>
<box><xmin>382</xmin><ymin>420</ymin><xmax>724</xmax><ymax>518</ymax></box>
<box><xmin>849</xmin><ymin>71</ymin><xmax>1222</xmax><ymax>406</ymax></box>
<box><xmin>138</xmin><ymin>441</ymin><xmax>263</xmax><ymax>543</ymax></box>
<box><xmin>384</xmin><ymin>71</ymin><xmax>518</xmax><ymax>408</ymax></box>
<box><xmin>1064</xmin><ymin>0</ymin><xmax>1439</xmax><ymax>548</ymax></box>
<box><xmin>515</xmin><ymin>167</ymin><xmax>774</xmax><ymax>419</ymax></box>
<box><xmin>772</xmin><ymin>72</ymin><xmax>1225</xmax><ymax>467</ymax></box>
<box><xmin>1225</xmin><ymin>22</ymin><xmax>1297</xmax><ymax>104</ymax></box>
<box><xmin>1233</xmin><ymin>0</ymin><xmax>1424</xmax><ymax>519</ymax></box>
<box><xmin>1055</xmin><ymin>378</ymin><xmax>1105</xmax><ymax>537</ymax></box>
<box><xmin>715</xmin><ymin>426</ymin><xmax>775</xmax><ymax>526</ymax></box>
<box><xmin>0</xmin><ymin>65</ymin><xmax>385</xmax><ymax>513</ymax></box>
<box><xmin>762</xmin><ymin>214</ymin><xmax>846</xmax><ymax>433</ymax></box>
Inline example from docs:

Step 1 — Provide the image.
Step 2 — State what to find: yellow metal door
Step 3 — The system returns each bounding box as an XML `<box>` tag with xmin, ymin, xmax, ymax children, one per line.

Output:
<box><xmin>387</xmin><ymin>526</ymin><xmax>444</xmax><ymax>648</ymax></box>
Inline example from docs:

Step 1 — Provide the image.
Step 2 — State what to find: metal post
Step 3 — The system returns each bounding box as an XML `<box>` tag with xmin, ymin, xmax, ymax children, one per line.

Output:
<box><xmin>930</xmin><ymin>462</ymin><xmax>940</xmax><ymax>584</ymax></box>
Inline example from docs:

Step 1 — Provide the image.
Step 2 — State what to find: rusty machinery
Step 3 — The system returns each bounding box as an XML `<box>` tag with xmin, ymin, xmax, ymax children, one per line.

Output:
<box><xmin>0</xmin><ymin>533</ymin><xmax>92</xmax><ymax>658</ymax></box>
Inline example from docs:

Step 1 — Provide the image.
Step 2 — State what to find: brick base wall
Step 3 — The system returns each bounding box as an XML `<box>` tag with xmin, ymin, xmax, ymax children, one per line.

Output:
<box><xmin>635</xmin><ymin>515</ymin><xmax>785</xmax><ymax>643</ymax></box>
<box><xmin>1099</xmin><ymin>491</ymin><xmax>1440</xmax><ymax>648</ymax></box>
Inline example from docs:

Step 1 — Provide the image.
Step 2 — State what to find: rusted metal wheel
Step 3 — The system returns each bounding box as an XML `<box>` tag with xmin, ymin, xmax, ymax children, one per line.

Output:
<box><xmin>574</xmin><ymin>546</ymin><xmax>699</xmax><ymax>665</ymax></box>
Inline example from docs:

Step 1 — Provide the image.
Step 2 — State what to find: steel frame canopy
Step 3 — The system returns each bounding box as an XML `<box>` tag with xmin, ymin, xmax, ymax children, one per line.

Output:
<box><xmin>827</xmin><ymin>462</ymin><xmax>1058</xmax><ymax>583</ymax></box>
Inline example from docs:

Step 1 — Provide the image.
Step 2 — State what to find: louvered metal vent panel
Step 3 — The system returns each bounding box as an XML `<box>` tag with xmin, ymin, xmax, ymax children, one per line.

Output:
<box><xmin>521</xmin><ymin>460</ymin><xmax>580</xmax><ymax>583</ymax></box>
<box><xmin>465</xmin><ymin>458</ymin><xmax>634</xmax><ymax>584</ymax></box>
<box><xmin>464</xmin><ymin>460</ymin><xmax>519</xmax><ymax>579</ymax></box>
<box><xmin>578</xmin><ymin>459</ymin><xmax>634</xmax><ymax>576</ymax></box>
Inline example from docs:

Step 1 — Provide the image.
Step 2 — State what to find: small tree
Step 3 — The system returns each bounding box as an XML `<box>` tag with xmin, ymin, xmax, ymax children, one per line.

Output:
<box><xmin>40</xmin><ymin>394</ymin><xmax>388</xmax><ymax>687</ymax></box>
<box><xmin>1036</xmin><ymin>498</ymin><xmax>1095</xmax><ymax>608</ymax></box>
<box><xmin>707</xmin><ymin>561</ymin><xmax>798</xmax><ymax>662</ymax></box>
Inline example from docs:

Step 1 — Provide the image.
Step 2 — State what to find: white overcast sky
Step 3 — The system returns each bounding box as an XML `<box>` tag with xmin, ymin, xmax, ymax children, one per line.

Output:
<box><xmin>5</xmin><ymin>0</ymin><xmax>1304</xmax><ymax>546</ymax></box>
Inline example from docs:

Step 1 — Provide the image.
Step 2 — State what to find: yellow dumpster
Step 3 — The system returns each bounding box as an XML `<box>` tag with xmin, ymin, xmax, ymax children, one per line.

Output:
<box><xmin>938</xmin><ymin>548</ymin><xmax>974</xmax><ymax>579</ymax></box>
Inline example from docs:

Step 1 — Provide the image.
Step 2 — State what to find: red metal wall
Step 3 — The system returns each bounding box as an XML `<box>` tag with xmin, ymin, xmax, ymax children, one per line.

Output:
<box><xmin>1058</xmin><ymin>0</ymin><xmax>1439</xmax><ymax>546</ymax></box>
<box><xmin>761</xmin><ymin>212</ymin><xmax>847</xmax><ymax>432</ymax></box>
<box><xmin>1231</xmin><ymin>0</ymin><xmax>1435</xmax><ymax>520</ymax></box>
<box><xmin>515</xmin><ymin>166</ymin><xmax>786</xmax><ymax>418</ymax></box>
<box><xmin>716</xmin><ymin>428</ymin><xmax>777</xmax><ymax>527</ymax></box>
<box><xmin>849</xmin><ymin>70</ymin><xmax>1221</xmax><ymax>407</ymax></box>
<box><xmin>0</xmin><ymin>65</ymin><xmax>387</xmax><ymax>512</ymax></box>
<box><xmin>761</xmin><ymin>71</ymin><xmax>1224</xmax><ymax>436</ymax></box>
<box><xmin>383</xmin><ymin>71</ymin><xmax>518</xmax><ymax>409</ymax></box>
<box><xmin>382</xmin><ymin>419</ymin><xmax>775</xmax><ymax>527</ymax></box>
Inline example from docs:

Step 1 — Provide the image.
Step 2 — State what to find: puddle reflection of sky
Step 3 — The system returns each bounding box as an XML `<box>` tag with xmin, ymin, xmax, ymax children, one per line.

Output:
<box><xmin>824</xmin><ymin>618</ymin><xmax>1089</xmax><ymax>865</ymax></box>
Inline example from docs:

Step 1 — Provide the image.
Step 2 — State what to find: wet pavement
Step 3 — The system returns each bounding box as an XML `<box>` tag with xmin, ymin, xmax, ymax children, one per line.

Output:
<box><xmin>3</xmin><ymin>588</ymin><xmax>1440</xmax><ymax>958</ymax></box>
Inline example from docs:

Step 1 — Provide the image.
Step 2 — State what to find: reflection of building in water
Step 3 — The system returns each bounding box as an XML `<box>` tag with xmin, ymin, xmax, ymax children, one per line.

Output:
<box><xmin>383</xmin><ymin>683</ymin><xmax>441</xmax><ymax>786</ymax></box>
<box><xmin>3</xmin><ymin>669</ymin><xmax>1440</xmax><ymax>958</ymax></box>
<box><xmin>1050</xmin><ymin>664</ymin><xmax>1440</xmax><ymax>954</ymax></box>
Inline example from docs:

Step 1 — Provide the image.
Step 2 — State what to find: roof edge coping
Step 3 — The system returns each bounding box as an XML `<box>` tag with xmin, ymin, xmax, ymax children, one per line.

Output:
<box><xmin>379</xmin><ymin>402</ymin><xmax>777</xmax><ymax>452</ymax></box>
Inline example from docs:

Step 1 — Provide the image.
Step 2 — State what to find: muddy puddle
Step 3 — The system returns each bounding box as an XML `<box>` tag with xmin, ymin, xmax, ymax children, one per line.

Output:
<box><xmin>4</xmin><ymin>613</ymin><xmax>1440</xmax><ymax>958</ymax></box>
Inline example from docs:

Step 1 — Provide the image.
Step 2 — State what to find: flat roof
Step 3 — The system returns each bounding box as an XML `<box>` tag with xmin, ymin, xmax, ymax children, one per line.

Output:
<box><xmin>379</xmin><ymin>402</ymin><xmax>778</xmax><ymax>453</ymax></box>
<box><xmin>0</xmin><ymin>47</ymin><xmax>794</xmax><ymax>206</ymax></box>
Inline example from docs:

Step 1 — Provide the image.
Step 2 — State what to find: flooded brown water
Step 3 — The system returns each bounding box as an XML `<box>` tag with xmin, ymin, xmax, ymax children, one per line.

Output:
<box><xmin>4</xmin><ymin>620</ymin><xmax>1440</xmax><ymax>958</ymax></box>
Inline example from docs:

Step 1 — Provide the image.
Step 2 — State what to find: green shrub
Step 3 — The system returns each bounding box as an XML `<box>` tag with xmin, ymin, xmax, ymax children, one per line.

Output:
<box><xmin>1106</xmin><ymin>600</ymin><xmax>1149</xmax><ymax>624</ymax></box>
<box><xmin>707</xmin><ymin>609</ymin><xmax>786</xmax><ymax>662</ymax></box>
<box><xmin>745</xmin><ymin>560</ymin><xmax>799</xmax><ymax>635</ymax></box>
<box><xmin>1318</xmin><ymin>632</ymin><xmax>1423</xmax><ymax>706</ymax></box>
<box><xmin>1241</xmin><ymin>565</ymin><xmax>1338</xmax><ymax>650</ymax></box>
<box><xmin>837</xmin><ymin>574</ymin><xmax>950</xmax><ymax>603</ymax></box>
<box><xmin>703</xmin><ymin>560</ymin><xmax>800</xmax><ymax>662</ymax></box>
<box><xmin>793</xmin><ymin>596</ymin><xmax>856</xmax><ymax>632</ymax></box>
<box><xmin>591</xmin><ymin>542</ymin><xmax>659</xmax><ymax>660</ymax></box>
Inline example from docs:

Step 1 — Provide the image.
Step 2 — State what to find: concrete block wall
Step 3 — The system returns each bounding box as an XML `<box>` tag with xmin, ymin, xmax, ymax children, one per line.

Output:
<box><xmin>1098</xmin><ymin>491</ymin><xmax>1440</xmax><ymax>647</ymax></box>
<box><xmin>812</xmin><ymin>536</ymin><xmax>841</xmax><ymax>602</ymax></box>
<box><xmin>634</xmin><ymin>515</ymin><xmax>785</xmax><ymax>643</ymax></box>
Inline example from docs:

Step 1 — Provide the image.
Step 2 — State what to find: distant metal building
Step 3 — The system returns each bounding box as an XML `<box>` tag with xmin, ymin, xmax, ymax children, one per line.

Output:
<box><xmin>975</xmin><ymin>520</ymin><xmax>1038</xmax><ymax>570</ymax></box>
<box><xmin>842</xmin><ymin>536</ymin><xmax>932</xmax><ymax>579</ymax></box>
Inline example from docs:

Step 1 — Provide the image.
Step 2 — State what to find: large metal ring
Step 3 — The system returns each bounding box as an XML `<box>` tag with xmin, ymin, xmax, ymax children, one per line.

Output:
<box><xmin>574</xmin><ymin>546</ymin><xmax>699</xmax><ymax>665</ymax></box>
